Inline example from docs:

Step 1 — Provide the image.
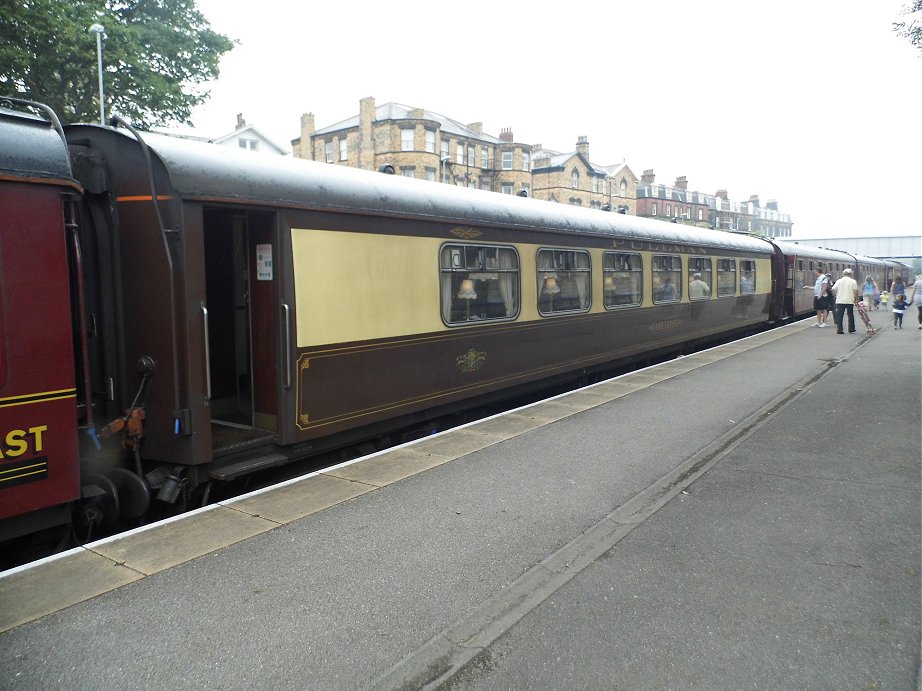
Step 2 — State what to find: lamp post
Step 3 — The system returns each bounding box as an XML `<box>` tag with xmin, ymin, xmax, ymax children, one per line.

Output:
<box><xmin>88</xmin><ymin>23</ymin><xmax>105</xmax><ymax>124</ymax></box>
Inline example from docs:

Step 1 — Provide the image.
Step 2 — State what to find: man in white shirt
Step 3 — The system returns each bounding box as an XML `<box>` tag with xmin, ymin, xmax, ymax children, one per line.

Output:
<box><xmin>832</xmin><ymin>268</ymin><xmax>859</xmax><ymax>334</ymax></box>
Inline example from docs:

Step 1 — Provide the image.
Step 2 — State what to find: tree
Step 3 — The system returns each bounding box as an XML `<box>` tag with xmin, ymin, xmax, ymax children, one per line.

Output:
<box><xmin>894</xmin><ymin>0</ymin><xmax>922</xmax><ymax>53</ymax></box>
<box><xmin>0</xmin><ymin>0</ymin><xmax>234</xmax><ymax>127</ymax></box>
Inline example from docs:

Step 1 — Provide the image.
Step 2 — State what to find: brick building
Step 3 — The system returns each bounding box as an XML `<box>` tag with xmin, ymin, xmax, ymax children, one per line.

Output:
<box><xmin>636</xmin><ymin>170</ymin><xmax>793</xmax><ymax>237</ymax></box>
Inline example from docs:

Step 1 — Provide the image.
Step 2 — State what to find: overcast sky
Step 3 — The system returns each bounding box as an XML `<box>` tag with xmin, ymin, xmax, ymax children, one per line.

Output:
<box><xmin>186</xmin><ymin>0</ymin><xmax>920</xmax><ymax>239</ymax></box>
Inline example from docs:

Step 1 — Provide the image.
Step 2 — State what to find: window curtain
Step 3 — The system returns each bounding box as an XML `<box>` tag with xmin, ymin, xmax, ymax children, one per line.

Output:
<box><xmin>574</xmin><ymin>253</ymin><xmax>590</xmax><ymax>307</ymax></box>
<box><xmin>498</xmin><ymin>249</ymin><xmax>516</xmax><ymax>317</ymax></box>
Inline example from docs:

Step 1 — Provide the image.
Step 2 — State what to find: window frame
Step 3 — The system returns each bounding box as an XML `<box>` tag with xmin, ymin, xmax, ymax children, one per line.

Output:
<box><xmin>603</xmin><ymin>252</ymin><xmax>643</xmax><ymax>309</ymax></box>
<box><xmin>439</xmin><ymin>243</ymin><xmax>520</xmax><ymax>326</ymax></box>
<box><xmin>652</xmin><ymin>254</ymin><xmax>682</xmax><ymax>304</ymax></box>
<box><xmin>536</xmin><ymin>248</ymin><xmax>592</xmax><ymax>316</ymax></box>
<box><xmin>717</xmin><ymin>257</ymin><xmax>738</xmax><ymax>297</ymax></box>
<box><xmin>687</xmin><ymin>257</ymin><xmax>713</xmax><ymax>301</ymax></box>
<box><xmin>400</xmin><ymin>128</ymin><xmax>415</xmax><ymax>152</ymax></box>
<box><xmin>740</xmin><ymin>259</ymin><xmax>756</xmax><ymax>294</ymax></box>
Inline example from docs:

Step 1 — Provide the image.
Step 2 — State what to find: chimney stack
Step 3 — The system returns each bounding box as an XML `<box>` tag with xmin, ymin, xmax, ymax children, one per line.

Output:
<box><xmin>499</xmin><ymin>128</ymin><xmax>514</xmax><ymax>142</ymax></box>
<box><xmin>576</xmin><ymin>135</ymin><xmax>589</xmax><ymax>157</ymax></box>
<box><xmin>641</xmin><ymin>169</ymin><xmax>656</xmax><ymax>184</ymax></box>
<box><xmin>674</xmin><ymin>176</ymin><xmax>688</xmax><ymax>190</ymax></box>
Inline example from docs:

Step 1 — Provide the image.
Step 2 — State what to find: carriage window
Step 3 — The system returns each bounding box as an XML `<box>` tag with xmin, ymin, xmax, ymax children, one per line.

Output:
<box><xmin>440</xmin><ymin>244</ymin><xmax>519</xmax><ymax>324</ymax></box>
<box><xmin>717</xmin><ymin>258</ymin><xmax>737</xmax><ymax>297</ymax></box>
<box><xmin>687</xmin><ymin>257</ymin><xmax>712</xmax><ymax>301</ymax></box>
<box><xmin>537</xmin><ymin>249</ymin><xmax>591</xmax><ymax>315</ymax></box>
<box><xmin>740</xmin><ymin>259</ymin><xmax>756</xmax><ymax>294</ymax></box>
<box><xmin>603</xmin><ymin>252</ymin><xmax>642</xmax><ymax>308</ymax></box>
<box><xmin>652</xmin><ymin>254</ymin><xmax>682</xmax><ymax>303</ymax></box>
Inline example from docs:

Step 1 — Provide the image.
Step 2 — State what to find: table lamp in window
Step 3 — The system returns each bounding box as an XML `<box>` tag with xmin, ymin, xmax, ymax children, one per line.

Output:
<box><xmin>543</xmin><ymin>276</ymin><xmax>560</xmax><ymax>311</ymax></box>
<box><xmin>457</xmin><ymin>278</ymin><xmax>477</xmax><ymax>320</ymax></box>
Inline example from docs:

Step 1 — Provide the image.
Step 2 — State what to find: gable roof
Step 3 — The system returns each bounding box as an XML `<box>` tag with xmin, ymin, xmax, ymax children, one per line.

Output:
<box><xmin>532</xmin><ymin>147</ymin><xmax>609</xmax><ymax>176</ymax></box>
<box><xmin>213</xmin><ymin>124</ymin><xmax>289</xmax><ymax>155</ymax></box>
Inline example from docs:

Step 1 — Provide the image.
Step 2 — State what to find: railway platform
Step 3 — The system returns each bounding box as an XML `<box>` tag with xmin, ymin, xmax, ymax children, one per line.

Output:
<box><xmin>1</xmin><ymin>318</ymin><xmax>920</xmax><ymax>690</ymax></box>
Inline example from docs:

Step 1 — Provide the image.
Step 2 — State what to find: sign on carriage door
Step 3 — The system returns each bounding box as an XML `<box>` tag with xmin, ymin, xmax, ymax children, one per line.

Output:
<box><xmin>203</xmin><ymin>208</ymin><xmax>278</xmax><ymax>431</ymax></box>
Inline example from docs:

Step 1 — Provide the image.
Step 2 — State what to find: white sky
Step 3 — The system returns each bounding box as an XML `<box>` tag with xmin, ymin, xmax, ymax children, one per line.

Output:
<box><xmin>186</xmin><ymin>0</ymin><xmax>921</xmax><ymax>239</ymax></box>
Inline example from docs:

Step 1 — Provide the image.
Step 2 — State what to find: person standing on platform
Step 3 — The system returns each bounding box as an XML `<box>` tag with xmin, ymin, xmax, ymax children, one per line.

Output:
<box><xmin>909</xmin><ymin>275</ymin><xmax>922</xmax><ymax>329</ymax></box>
<box><xmin>806</xmin><ymin>268</ymin><xmax>830</xmax><ymax>327</ymax></box>
<box><xmin>832</xmin><ymin>268</ymin><xmax>859</xmax><ymax>334</ymax></box>
<box><xmin>890</xmin><ymin>275</ymin><xmax>906</xmax><ymax>307</ymax></box>
<box><xmin>892</xmin><ymin>294</ymin><xmax>908</xmax><ymax>329</ymax></box>
<box><xmin>861</xmin><ymin>276</ymin><xmax>878</xmax><ymax>312</ymax></box>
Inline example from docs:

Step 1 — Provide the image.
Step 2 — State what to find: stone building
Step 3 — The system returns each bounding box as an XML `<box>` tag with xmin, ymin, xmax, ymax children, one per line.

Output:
<box><xmin>291</xmin><ymin>98</ymin><xmax>637</xmax><ymax>210</ymax></box>
<box><xmin>292</xmin><ymin>97</ymin><xmax>533</xmax><ymax>196</ymax></box>
<box><xmin>530</xmin><ymin>136</ymin><xmax>638</xmax><ymax>212</ymax></box>
<box><xmin>288</xmin><ymin>97</ymin><xmax>792</xmax><ymax>234</ymax></box>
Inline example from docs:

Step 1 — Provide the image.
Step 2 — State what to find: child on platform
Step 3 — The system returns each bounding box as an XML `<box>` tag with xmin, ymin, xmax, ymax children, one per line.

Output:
<box><xmin>880</xmin><ymin>291</ymin><xmax>889</xmax><ymax>310</ymax></box>
<box><xmin>892</xmin><ymin>294</ymin><xmax>908</xmax><ymax>329</ymax></box>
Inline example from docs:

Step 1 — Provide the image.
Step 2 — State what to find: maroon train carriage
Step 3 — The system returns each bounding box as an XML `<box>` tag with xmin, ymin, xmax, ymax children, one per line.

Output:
<box><xmin>770</xmin><ymin>240</ymin><xmax>894</xmax><ymax>319</ymax></box>
<box><xmin>0</xmin><ymin>102</ymin><xmax>82</xmax><ymax>541</ymax></box>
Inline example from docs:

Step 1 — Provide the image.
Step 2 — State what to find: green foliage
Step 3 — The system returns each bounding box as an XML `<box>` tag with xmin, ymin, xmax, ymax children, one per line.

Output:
<box><xmin>894</xmin><ymin>0</ymin><xmax>922</xmax><ymax>53</ymax></box>
<box><xmin>0</xmin><ymin>0</ymin><xmax>234</xmax><ymax>127</ymax></box>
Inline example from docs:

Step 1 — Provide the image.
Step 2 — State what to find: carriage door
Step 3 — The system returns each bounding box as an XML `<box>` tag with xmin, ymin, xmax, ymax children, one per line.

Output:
<box><xmin>203</xmin><ymin>208</ymin><xmax>278</xmax><ymax>431</ymax></box>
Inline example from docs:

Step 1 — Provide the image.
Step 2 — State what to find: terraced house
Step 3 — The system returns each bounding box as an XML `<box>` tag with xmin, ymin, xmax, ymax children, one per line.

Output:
<box><xmin>291</xmin><ymin>97</ymin><xmax>637</xmax><ymax>208</ymax></box>
<box><xmin>290</xmin><ymin>97</ymin><xmax>789</xmax><ymax>236</ymax></box>
<box><xmin>292</xmin><ymin>97</ymin><xmax>533</xmax><ymax>197</ymax></box>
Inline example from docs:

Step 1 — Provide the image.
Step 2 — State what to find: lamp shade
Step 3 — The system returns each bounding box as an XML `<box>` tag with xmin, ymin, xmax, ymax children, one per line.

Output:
<box><xmin>543</xmin><ymin>277</ymin><xmax>560</xmax><ymax>295</ymax></box>
<box><xmin>457</xmin><ymin>279</ymin><xmax>477</xmax><ymax>300</ymax></box>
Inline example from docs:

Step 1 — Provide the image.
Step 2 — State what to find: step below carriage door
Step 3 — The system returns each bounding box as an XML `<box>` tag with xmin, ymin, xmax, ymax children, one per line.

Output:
<box><xmin>203</xmin><ymin>208</ymin><xmax>278</xmax><ymax>431</ymax></box>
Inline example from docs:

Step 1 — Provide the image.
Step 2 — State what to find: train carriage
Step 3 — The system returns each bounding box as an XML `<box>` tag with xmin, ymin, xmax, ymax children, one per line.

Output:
<box><xmin>63</xmin><ymin>122</ymin><xmax>776</xmax><ymax>497</ymax></box>
<box><xmin>0</xmin><ymin>103</ymin><xmax>82</xmax><ymax>537</ymax></box>
<box><xmin>18</xmin><ymin>100</ymin><xmax>879</xmax><ymax>552</ymax></box>
<box><xmin>771</xmin><ymin>240</ymin><xmax>896</xmax><ymax>318</ymax></box>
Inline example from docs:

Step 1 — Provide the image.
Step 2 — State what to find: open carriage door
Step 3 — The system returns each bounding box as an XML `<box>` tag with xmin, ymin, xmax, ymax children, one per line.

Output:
<box><xmin>203</xmin><ymin>208</ymin><xmax>278</xmax><ymax>434</ymax></box>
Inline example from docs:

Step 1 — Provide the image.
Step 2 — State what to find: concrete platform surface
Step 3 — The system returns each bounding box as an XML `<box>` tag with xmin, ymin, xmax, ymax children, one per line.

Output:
<box><xmin>1</xmin><ymin>320</ymin><xmax>919</xmax><ymax>690</ymax></box>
